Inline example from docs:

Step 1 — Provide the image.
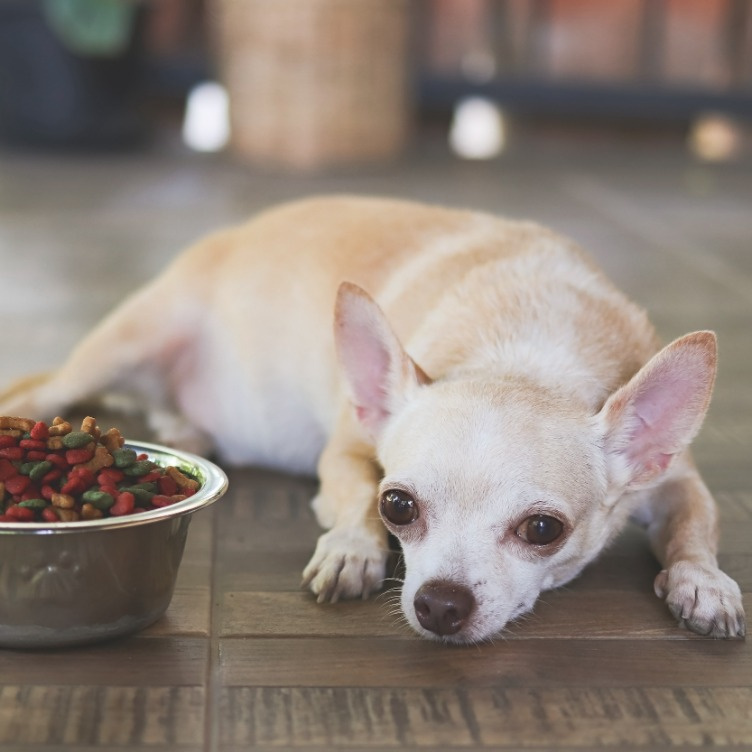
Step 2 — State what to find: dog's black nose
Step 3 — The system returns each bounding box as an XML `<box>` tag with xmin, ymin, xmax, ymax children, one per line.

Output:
<box><xmin>413</xmin><ymin>580</ymin><xmax>475</xmax><ymax>636</ymax></box>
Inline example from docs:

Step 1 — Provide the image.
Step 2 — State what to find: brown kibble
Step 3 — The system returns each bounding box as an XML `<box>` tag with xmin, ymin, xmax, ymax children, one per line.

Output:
<box><xmin>0</xmin><ymin>482</ymin><xmax>5</xmax><ymax>500</ymax></box>
<box><xmin>165</xmin><ymin>466</ymin><xmax>200</xmax><ymax>492</ymax></box>
<box><xmin>80</xmin><ymin>503</ymin><xmax>103</xmax><ymax>520</ymax></box>
<box><xmin>100</xmin><ymin>427</ymin><xmax>125</xmax><ymax>452</ymax></box>
<box><xmin>0</xmin><ymin>429</ymin><xmax>22</xmax><ymax>437</ymax></box>
<box><xmin>55</xmin><ymin>508</ymin><xmax>80</xmax><ymax>522</ymax></box>
<box><xmin>80</xmin><ymin>416</ymin><xmax>101</xmax><ymax>439</ymax></box>
<box><xmin>51</xmin><ymin>493</ymin><xmax>76</xmax><ymax>509</ymax></box>
<box><xmin>82</xmin><ymin>445</ymin><xmax>115</xmax><ymax>473</ymax></box>
<box><xmin>0</xmin><ymin>416</ymin><xmax>34</xmax><ymax>432</ymax></box>
<box><xmin>46</xmin><ymin>436</ymin><xmax>64</xmax><ymax>450</ymax></box>
<box><xmin>48</xmin><ymin>419</ymin><xmax>72</xmax><ymax>436</ymax></box>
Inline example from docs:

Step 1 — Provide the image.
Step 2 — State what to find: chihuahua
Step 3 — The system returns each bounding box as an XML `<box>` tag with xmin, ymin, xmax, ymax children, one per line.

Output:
<box><xmin>1</xmin><ymin>196</ymin><xmax>744</xmax><ymax>642</ymax></box>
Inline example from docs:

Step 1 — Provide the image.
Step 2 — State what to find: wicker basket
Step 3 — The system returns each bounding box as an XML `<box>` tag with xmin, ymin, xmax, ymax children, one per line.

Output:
<box><xmin>212</xmin><ymin>0</ymin><xmax>410</xmax><ymax>170</ymax></box>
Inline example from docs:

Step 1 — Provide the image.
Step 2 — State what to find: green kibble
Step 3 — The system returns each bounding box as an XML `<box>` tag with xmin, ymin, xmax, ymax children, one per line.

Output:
<box><xmin>19</xmin><ymin>461</ymin><xmax>37</xmax><ymax>476</ymax></box>
<box><xmin>112</xmin><ymin>448</ymin><xmax>138</xmax><ymax>468</ymax></box>
<box><xmin>82</xmin><ymin>489</ymin><xmax>115</xmax><ymax>510</ymax></box>
<box><xmin>128</xmin><ymin>482</ymin><xmax>158</xmax><ymax>492</ymax></box>
<box><xmin>122</xmin><ymin>460</ymin><xmax>156</xmax><ymax>477</ymax></box>
<box><xmin>19</xmin><ymin>498</ymin><xmax>48</xmax><ymax>510</ymax></box>
<box><xmin>62</xmin><ymin>431</ymin><xmax>96</xmax><ymax>449</ymax></box>
<box><xmin>121</xmin><ymin>486</ymin><xmax>155</xmax><ymax>504</ymax></box>
<box><xmin>29</xmin><ymin>460</ymin><xmax>53</xmax><ymax>483</ymax></box>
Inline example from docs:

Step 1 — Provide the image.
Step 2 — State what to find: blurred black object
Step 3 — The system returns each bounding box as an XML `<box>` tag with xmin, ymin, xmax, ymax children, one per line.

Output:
<box><xmin>0</xmin><ymin>1</ymin><xmax>147</xmax><ymax>149</ymax></box>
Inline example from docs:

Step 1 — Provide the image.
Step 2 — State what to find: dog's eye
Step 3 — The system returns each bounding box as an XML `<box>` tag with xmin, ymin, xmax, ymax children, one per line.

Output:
<box><xmin>380</xmin><ymin>489</ymin><xmax>419</xmax><ymax>526</ymax></box>
<box><xmin>517</xmin><ymin>515</ymin><xmax>564</xmax><ymax>546</ymax></box>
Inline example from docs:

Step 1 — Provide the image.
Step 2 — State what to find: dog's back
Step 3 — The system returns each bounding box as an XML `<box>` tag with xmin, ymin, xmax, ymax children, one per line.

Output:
<box><xmin>202</xmin><ymin>196</ymin><xmax>659</xmax><ymax>422</ymax></box>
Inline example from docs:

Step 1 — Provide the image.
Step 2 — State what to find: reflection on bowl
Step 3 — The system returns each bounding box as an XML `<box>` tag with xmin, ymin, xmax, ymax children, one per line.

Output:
<box><xmin>0</xmin><ymin>441</ymin><xmax>228</xmax><ymax>649</ymax></box>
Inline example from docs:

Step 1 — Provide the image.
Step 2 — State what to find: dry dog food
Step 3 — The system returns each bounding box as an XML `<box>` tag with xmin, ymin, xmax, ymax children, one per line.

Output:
<box><xmin>0</xmin><ymin>416</ymin><xmax>200</xmax><ymax>523</ymax></box>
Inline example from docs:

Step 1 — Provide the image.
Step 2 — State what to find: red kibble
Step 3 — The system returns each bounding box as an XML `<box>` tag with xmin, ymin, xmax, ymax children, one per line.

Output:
<box><xmin>0</xmin><ymin>435</ymin><xmax>18</xmax><ymax>449</ymax></box>
<box><xmin>60</xmin><ymin>467</ymin><xmax>95</xmax><ymax>495</ymax></box>
<box><xmin>20</xmin><ymin>438</ymin><xmax>47</xmax><ymax>451</ymax></box>
<box><xmin>41</xmin><ymin>507</ymin><xmax>58</xmax><ymax>523</ymax></box>
<box><xmin>98</xmin><ymin>468</ymin><xmax>124</xmax><ymax>485</ymax></box>
<box><xmin>65</xmin><ymin>447</ymin><xmax>95</xmax><ymax>466</ymax></box>
<box><xmin>26</xmin><ymin>450</ymin><xmax>47</xmax><ymax>461</ymax></box>
<box><xmin>150</xmin><ymin>494</ymin><xmax>176</xmax><ymax>508</ymax></box>
<box><xmin>21</xmin><ymin>486</ymin><xmax>41</xmax><ymax>502</ymax></box>
<box><xmin>0</xmin><ymin>446</ymin><xmax>24</xmax><ymax>461</ymax></box>
<box><xmin>41</xmin><ymin>468</ymin><xmax>62</xmax><ymax>484</ymax></box>
<box><xmin>137</xmin><ymin>453</ymin><xmax>148</xmax><ymax>461</ymax></box>
<box><xmin>110</xmin><ymin>491</ymin><xmax>135</xmax><ymax>517</ymax></box>
<box><xmin>0</xmin><ymin>514</ymin><xmax>12</xmax><ymax>522</ymax></box>
<box><xmin>41</xmin><ymin>484</ymin><xmax>57</xmax><ymax>501</ymax></box>
<box><xmin>5</xmin><ymin>475</ymin><xmax>30</xmax><ymax>495</ymax></box>
<box><xmin>70</xmin><ymin>466</ymin><xmax>95</xmax><ymax>487</ymax></box>
<box><xmin>60</xmin><ymin>477</ymin><xmax>84</xmax><ymax>495</ymax></box>
<box><xmin>6</xmin><ymin>505</ymin><xmax>35</xmax><ymax>522</ymax></box>
<box><xmin>30</xmin><ymin>421</ymin><xmax>49</xmax><ymax>440</ymax></box>
<box><xmin>46</xmin><ymin>453</ymin><xmax>69</xmax><ymax>469</ymax></box>
<box><xmin>0</xmin><ymin>458</ymin><xmax>17</xmax><ymax>481</ymax></box>
<box><xmin>157</xmin><ymin>475</ymin><xmax>178</xmax><ymax>496</ymax></box>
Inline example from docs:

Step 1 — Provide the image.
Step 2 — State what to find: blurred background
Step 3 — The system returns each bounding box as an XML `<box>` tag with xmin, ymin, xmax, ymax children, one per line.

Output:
<box><xmin>0</xmin><ymin>0</ymin><xmax>750</xmax><ymax>165</ymax></box>
<box><xmin>0</xmin><ymin>0</ymin><xmax>750</xmax><ymax>388</ymax></box>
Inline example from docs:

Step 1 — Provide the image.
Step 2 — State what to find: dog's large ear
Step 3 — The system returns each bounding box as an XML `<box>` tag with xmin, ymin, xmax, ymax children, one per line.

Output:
<box><xmin>334</xmin><ymin>282</ymin><xmax>431</xmax><ymax>439</ymax></box>
<box><xmin>597</xmin><ymin>331</ymin><xmax>717</xmax><ymax>491</ymax></box>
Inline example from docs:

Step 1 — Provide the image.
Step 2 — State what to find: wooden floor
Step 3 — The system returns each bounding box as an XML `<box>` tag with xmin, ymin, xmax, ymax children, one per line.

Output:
<box><xmin>0</xmin><ymin>128</ymin><xmax>750</xmax><ymax>750</ymax></box>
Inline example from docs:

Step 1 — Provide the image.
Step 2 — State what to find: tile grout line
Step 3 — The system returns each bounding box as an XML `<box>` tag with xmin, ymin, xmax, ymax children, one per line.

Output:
<box><xmin>561</xmin><ymin>174</ymin><xmax>752</xmax><ymax>303</ymax></box>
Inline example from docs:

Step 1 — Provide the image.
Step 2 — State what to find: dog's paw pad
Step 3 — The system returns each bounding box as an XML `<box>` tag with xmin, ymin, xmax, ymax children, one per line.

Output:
<box><xmin>655</xmin><ymin>561</ymin><xmax>746</xmax><ymax>638</ymax></box>
<box><xmin>302</xmin><ymin>527</ymin><xmax>387</xmax><ymax>603</ymax></box>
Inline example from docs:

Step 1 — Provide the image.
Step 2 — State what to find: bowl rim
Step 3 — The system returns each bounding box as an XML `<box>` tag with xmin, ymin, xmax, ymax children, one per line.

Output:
<box><xmin>0</xmin><ymin>440</ymin><xmax>228</xmax><ymax>535</ymax></box>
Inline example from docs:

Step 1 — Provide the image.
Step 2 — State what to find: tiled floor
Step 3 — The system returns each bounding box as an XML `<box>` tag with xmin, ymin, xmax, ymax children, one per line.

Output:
<box><xmin>0</xmin><ymin>128</ymin><xmax>750</xmax><ymax>750</ymax></box>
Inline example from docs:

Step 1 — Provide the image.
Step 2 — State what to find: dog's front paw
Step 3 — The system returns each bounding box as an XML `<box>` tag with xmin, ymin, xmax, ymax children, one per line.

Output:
<box><xmin>654</xmin><ymin>561</ymin><xmax>746</xmax><ymax>638</ymax></box>
<box><xmin>302</xmin><ymin>526</ymin><xmax>387</xmax><ymax>603</ymax></box>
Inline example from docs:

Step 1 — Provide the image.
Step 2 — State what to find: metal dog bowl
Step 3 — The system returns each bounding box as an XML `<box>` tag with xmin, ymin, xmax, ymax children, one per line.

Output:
<box><xmin>0</xmin><ymin>441</ymin><xmax>228</xmax><ymax>649</ymax></box>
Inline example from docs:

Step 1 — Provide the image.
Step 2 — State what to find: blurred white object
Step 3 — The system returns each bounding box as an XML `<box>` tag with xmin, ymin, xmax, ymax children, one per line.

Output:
<box><xmin>687</xmin><ymin>112</ymin><xmax>742</xmax><ymax>162</ymax></box>
<box><xmin>449</xmin><ymin>96</ymin><xmax>506</xmax><ymax>159</ymax></box>
<box><xmin>182</xmin><ymin>82</ymin><xmax>230</xmax><ymax>153</ymax></box>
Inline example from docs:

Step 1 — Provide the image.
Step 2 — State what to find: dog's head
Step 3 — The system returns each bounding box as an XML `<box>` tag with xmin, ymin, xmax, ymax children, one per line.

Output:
<box><xmin>335</xmin><ymin>282</ymin><xmax>717</xmax><ymax>643</ymax></box>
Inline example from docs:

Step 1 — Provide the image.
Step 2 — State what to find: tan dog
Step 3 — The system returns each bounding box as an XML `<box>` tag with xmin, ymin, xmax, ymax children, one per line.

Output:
<box><xmin>1</xmin><ymin>196</ymin><xmax>744</xmax><ymax>642</ymax></box>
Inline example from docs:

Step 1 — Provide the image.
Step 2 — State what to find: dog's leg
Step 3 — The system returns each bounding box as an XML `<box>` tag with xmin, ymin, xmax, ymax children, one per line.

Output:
<box><xmin>598</xmin><ymin>330</ymin><xmax>744</xmax><ymax>638</ymax></box>
<box><xmin>302</xmin><ymin>283</ymin><xmax>431</xmax><ymax>603</ymax></box>
<box><xmin>636</xmin><ymin>460</ymin><xmax>745</xmax><ymax>638</ymax></box>
<box><xmin>0</xmin><ymin>276</ymin><xmax>210</xmax><ymax>453</ymax></box>
<box><xmin>302</xmin><ymin>413</ymin><xmax>389</xmax><ymax>602</ymax></box>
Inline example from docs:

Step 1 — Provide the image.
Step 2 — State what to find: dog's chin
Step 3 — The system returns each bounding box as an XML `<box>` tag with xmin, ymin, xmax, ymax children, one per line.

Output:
<box><xmin>403</xmin><ymin>595</ymin><xmax>537</xmax><ymax>645</ymax></box>
<box><xmin>406</xmin><ymin>618</ymin><xmax>503</xmax><ymax>645</ymax></box>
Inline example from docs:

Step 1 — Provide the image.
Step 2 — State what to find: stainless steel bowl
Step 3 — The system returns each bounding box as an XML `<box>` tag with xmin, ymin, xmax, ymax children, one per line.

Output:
<box><xmin>0</xmin><ymin>441</ymin><xmax>228</xmax><ymax>649</ymax></box>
